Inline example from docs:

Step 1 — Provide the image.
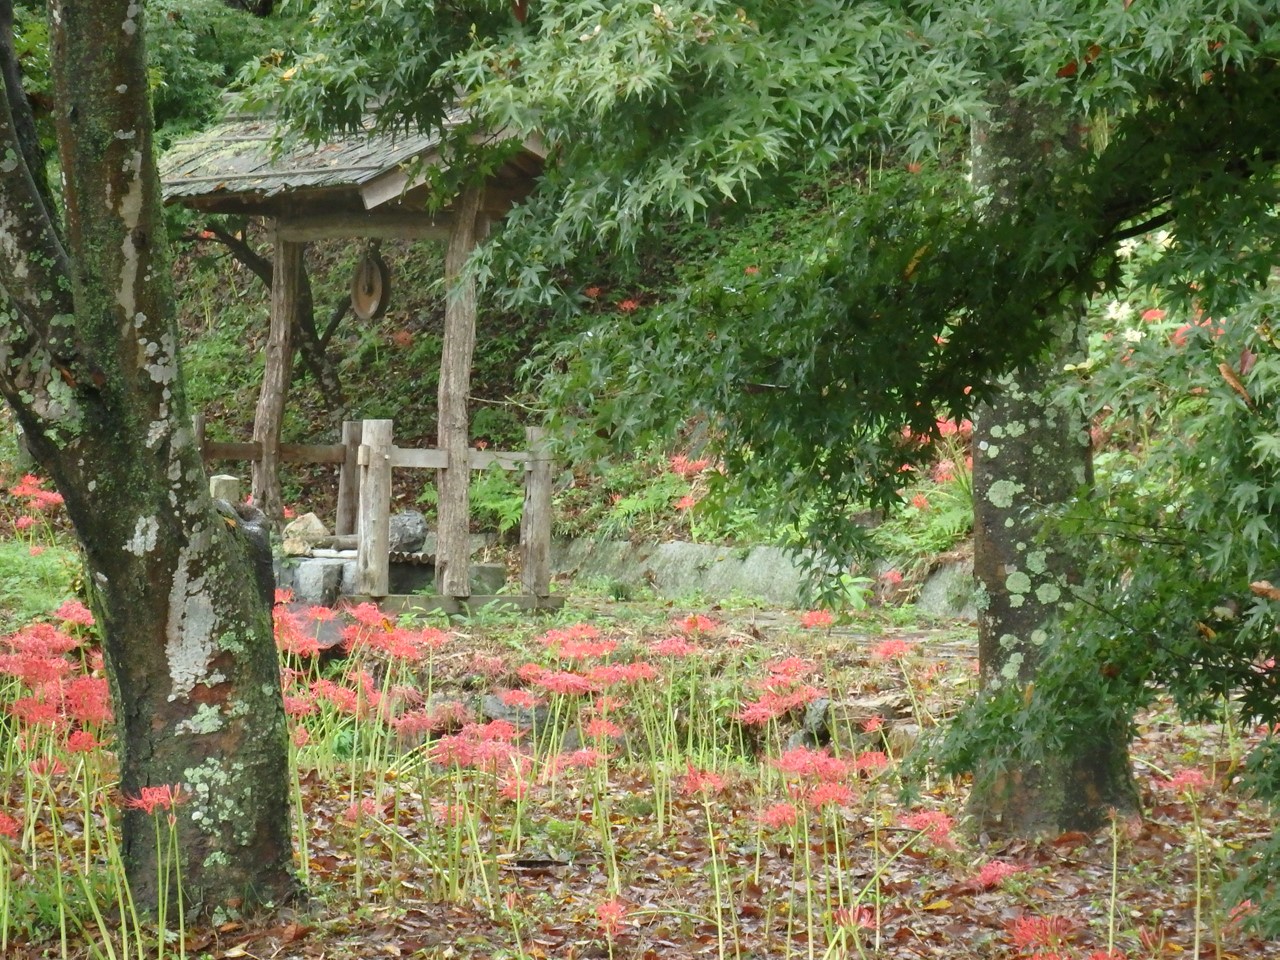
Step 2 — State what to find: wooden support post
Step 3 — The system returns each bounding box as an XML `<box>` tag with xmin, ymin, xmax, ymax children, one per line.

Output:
<box><xmin>520</xmin><ymin>427</ymin><xmax>553</xmax><ymax>598</ymax></box>
<box><xmin>335</xmin><ymin>420</ymin><xmax>361</xmax><ymax>536</ymax></box>
<box><xmin>252</xmin><ymin>229</ymin><xmax>304</xmax><ymax>525</ymax></box>
<box><xmin>435</xmin><ymin>186</ymin><xmax>482</xmax><ymax>598</ymax></box>
<box><xmin>355</xmin><ymin>419</ymin><xmax>393</xmax><ymax>598</ymax></box>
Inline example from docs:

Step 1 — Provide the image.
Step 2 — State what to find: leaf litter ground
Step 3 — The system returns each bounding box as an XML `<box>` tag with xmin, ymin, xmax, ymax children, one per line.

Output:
<box><xmin>4</xmin><ymin>596</ymin><xmax>1278</xmax><ymax>960</ymax></box>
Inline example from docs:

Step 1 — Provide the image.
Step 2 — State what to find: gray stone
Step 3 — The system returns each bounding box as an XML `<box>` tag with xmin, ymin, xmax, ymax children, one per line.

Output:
<box><xmin>470</xmin><ymin>562</ymin><xmax>507</xmax><ymax>595</ymax></box>
<box><xmin>481</xmin><ymin>693</ymin><xmax>550</xmax><ymax>734</ymax></box>
<box><xmin>915</xmin><ymin>559</ymin><xmax>977</xmax><ymax>620</ymax></box>
<box><xmin>292</xmin><ymin>558</ymin><xmax>346</xmax><ymax>605</ymax></box>
<box><xmin>208</xmin><ymin>474</ymin><xmax>241</xmax><ymax>502</ymax></box>
<box><xmin>388</xmin><ymin>510</ymin><xmax>429</xmax><ymax>553</ymax></box>
<box><xmin>281</xmin><ymin>512</ymin><xmax>329</xmax><ymax>556</ymax></box>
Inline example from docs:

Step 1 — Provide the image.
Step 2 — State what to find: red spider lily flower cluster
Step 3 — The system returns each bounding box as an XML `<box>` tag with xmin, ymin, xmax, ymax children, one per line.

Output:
<box><xmin>595</xmin><ymin>899</ymin><xmax>630</xmax><ymax>938</ymax></box>
<box><xmin>898</xmin><ymin>809</ymin><xmax>956</xmax><ymax>847</ymax></box>
<box><xmin>832</xmin><ymin>905</ymin><xmax>875</xmax><ymax>929</ymax></box>
<box><xmin>736</xmin><ymin>658</ymin><xmax>826</xmax><ymax>726</ymax></box>
<box><xmin>0</xmin><ymin>622</ymin><xmax>111</xmax><ymax>738</ymax></box>
<box><xmin>648</xmin><ymin>634</ymin><xmax>703</xmax><ymax>657</ymax></box>
<box><xmin>676</xmin><ymin>613</ymin><xmax>718</xmax><ymax>635</ymax></box>
<box><xmin>758</xmin><ymin>801</ymin><xmax>799</xmax><ymax>831</ymax></box>
<box><xmin>431</xmin><ymin>719</ymin><xmax>530</xmax><ymax>777</ymax></box>
<box><xmin>10</xmin><ymin>473</ymin><xmax>64</xmax><ymax>511</ymax></box>
<box><xmin>1004</xmin><ymin>913</ymin><xmax>1077</xmax><ymax>951</ymax></box>
<box><xmin>1155</xmin><ymin>767</ymin><xmax>1212</xmax><ymax>795</ymax></box>
<box><xmin>123</xmin><ymin>784</ymin><xmax>187</xmax><ymax>816</ymax></box>
<box><xmin>799</xmin><ymin>609</ymin><xmax>834</xmax><ymax>629</ymax></box>
<box><xmin>681</xmin><ymin>762</ymin><xmax>727</xmax><ymax>797</ymax></box>
<box><xmin>0</xmin><ymin>811</ymin><xmax>20</xmax><ymax>839</ymax></box>
<box><xmin>972</xmin><ymin>859</ymin><xmax>1023</xmax><ymax>889</ymax></box>
<box><xmin>668</xmin><ymin>455</ymin><xmax>711</xmax><ymax>478</ymax></box>
<box><xmin>869</xmin><ymin>637</ymin><xmax>915</xmax><ymax>661</ymax></box>
<box><xmin>52</xmin><ymin>600</ymin><xmax>94</xmax><ymax>628</ymax></box>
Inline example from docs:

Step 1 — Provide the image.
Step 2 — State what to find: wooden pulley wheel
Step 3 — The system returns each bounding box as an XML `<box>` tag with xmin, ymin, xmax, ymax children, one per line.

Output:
<box><xmin>350</xmin><ymin>245</ymin><xmax>391</xmax><ymax>321</ymax></box>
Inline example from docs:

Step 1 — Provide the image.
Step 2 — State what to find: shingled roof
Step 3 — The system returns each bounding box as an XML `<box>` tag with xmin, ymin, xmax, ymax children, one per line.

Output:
<box><xmin>159</xmin><ymin>110</ymin><xmax>543</xmax><ymax>217</ymax></box>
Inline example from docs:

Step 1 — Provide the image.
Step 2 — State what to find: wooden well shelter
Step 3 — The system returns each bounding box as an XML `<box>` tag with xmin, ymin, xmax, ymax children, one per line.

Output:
<box><xmin>159</xmin><ymin>110</ymin><xmax>547</xmax><ymax>601</ymax></box>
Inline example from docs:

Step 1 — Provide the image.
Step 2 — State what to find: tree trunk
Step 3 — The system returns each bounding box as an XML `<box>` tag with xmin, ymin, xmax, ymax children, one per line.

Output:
<box><xmin>435</xmin><ymin>186</ymin><xmax>482</xmax><ymax>597</ymax></box>
<box><xmin>966</xmin><ymin>89</ymin><xmax>1138</xmax><ymax>835</ymax></box>
<box><xmin>0</xmin><ymin>1</ymin><xmax>295</xmax><ymax>911</ymax></box>
<box><xmin>252</xmin><ymin>231</ymin><xmax>303</xmax><ymax>524</ymax></box>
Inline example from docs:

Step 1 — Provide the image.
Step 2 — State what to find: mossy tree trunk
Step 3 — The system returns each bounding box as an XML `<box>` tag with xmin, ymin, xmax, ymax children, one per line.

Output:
<box><xmin>0</xmin><ymin>0</ymin><xmax>294</xmax><ymax>910</ymax></box>
<box><xmin>967</xmin><ymin>89</ymin><xmax>1138</xmax><ymax>835</ymax></box>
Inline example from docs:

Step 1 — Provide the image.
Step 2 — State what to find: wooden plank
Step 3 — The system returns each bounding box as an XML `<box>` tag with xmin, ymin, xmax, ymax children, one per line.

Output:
<box><xmin>435</xmin><ymin>185</ymin><xmax>482</xmax><ymax>599</ymax></box>
<box><xmin>345</xmin><ymin>594</ymin><xmax>565</xmax><ymax>617</ymax></box>
<box><xmin>390</xmin><ymin>447</ymin><xmax>450</xmax><ymax>469</ymax></box>
<box><xmin>471</xmin><ymin>450</ymin><xmax>528</xmax><ymax>470</ymax></box>
<box><xmin>201</xmin><ymin>440</ymin><xmax>345</xmax><ymax>464</ymax></box>
<box><xmin>520</xmin><ymin>427</ymin><xmax>553</xmax><ymax>598</ymax></box>
<box><xmin>251</xmin><ymin>232</ymin><xmax>303</xmax><ymax>524</ymax></box>
<box><xmin>355</xmin><ymin>419</ymin><xmax>394</xmax><ymax>597</ymax></box>
<box><xmin>335</xmin><ymin>420</ymin><xmax>361</xmax><ymax>537</ymax></box>
<box><xmin>275</xmin><ymin>210</ymin><xmax>452</xmax><ymax>243</ymax></box>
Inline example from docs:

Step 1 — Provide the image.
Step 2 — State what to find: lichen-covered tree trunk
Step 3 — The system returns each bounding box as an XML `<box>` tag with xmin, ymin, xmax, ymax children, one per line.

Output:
<box><xmin>0</xmin><ymin>0</ymin><xmax>294</xmax><ymax>910</ymax></box>
<box><xmin>967</xmin><ymin>89</ymin><xmax>1138</xmax><ymax>835</ymax></box>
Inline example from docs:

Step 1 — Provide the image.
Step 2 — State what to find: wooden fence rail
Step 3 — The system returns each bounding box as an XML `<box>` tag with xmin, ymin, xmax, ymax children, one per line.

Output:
<box><xmin>194</xmin><ymin>415</ymin><xmax>553</xmax><ymax>603</ymax></box>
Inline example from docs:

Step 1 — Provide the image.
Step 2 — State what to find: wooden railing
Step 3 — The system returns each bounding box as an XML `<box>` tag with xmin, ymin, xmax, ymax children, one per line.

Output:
<box><xmin>194</xmin><ymin>416</ymin><xmax>552</xmax><ymax>601</ymax></box>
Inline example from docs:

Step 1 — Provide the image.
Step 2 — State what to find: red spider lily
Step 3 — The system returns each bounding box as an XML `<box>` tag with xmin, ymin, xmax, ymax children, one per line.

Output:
<box><xmin>648</xmin><ymin>634</ymin><xmax>703</xmax><ymax>657</ymax></box>
<box><xmin>973</xmin><ymin>859</ymin><xmax>1023</xmax><ymax>889</ymax></box>
<box><xmin>123</xmin><ymin>784</ymin><xmax>187</xmax><ymax>815</ymax></box>
<box><xmin>772</xmin><ymin>746</ymin><xmax>853</xmax><ymax>782</ymax></box>
<box><xmin>14</xmin><ymin>515</ymin><xmax>35</xmax><ymax>529</ymax></box>
<box><xmin>5</xmin><ymin>622</ymin><xmax>80</xmax><ymax>656</ymax></box>
<box><xmin>1005</xmin><ymin>914</ymin><xmax>1077</xmax><ymax>950</ymax></box>
<box><xmin>342</xmin><ymin>797</ymin><xmax>381</xmax><ymax>824</ymax></box>
<box><xmin>343</xmin><ymin>602</ymin><xmax>388</xmax><ymax>628</ymax></box>
<box><xmin>870</xmin><ymin>638</ymin><xmax>915</xmax><ymax>660</ymax></box>
<box><xmin>292</xmin><ymin>726</ymin><xmax>310</xmax><ymax>748</ymax></box>
<box><xmin>1156</xmin><ymin>768</ymin><xmax>1211</xmax><ymax>795</ymax></box>
<box><xmin>862</xmin><ymin>715</ymin><xmax>884</xmax><ymax>733</ymax></box>
<box><xmin>669</xmin><ymin>455</ymin><xmax>711</xmax><ymax>477</ymax></box>
<box><xmin>900</xmin><ymin>809</ymin><xmax>955</xmax><ymax>846</ymax></box>
<box><xmin>531</xmin><ymin>669</ymin><xmax>598</xmax><ymax>696</ymax></box>
<box><xmin>0</xmin><ymin>652</ymin><xmax>72</xmax><ymax>686</ymax></box>
<box><xmin>283</xmin><ymin>693</ymin><xmax>316</xmax><ymax>718</ymax></box>
<box><xmin>675</xmin><ymin>495</ymin><xmax>698</xmax><ymax>511</ymax></box>
<box><xmin>585</xmin><ymin>662</ymin><xmax>656</xmax><ymax>688</ymax></box>
<box><xmin>763</xmin><ymin>657</ymin><xmax>815</xmax><ymax>681</ymax></box>
<box><xmin>52</xmin><ymin>599</ymin><xmax>94</xmax><ymax>627</ymax></box>
<box><xmin>853</xmin><ymin>750</ymin><xmax>890</xmax><ymax>775</ymax></box>
<box><xmin>558</xmin><ymin>638</ymin><xmax>618</xmax><ymax>660</ymax></box>
<box><xmin>498</xmin><ymin>688</ymin><xmax>544</xmax><ymax>709</ymax></box>
<box><xmin>0</xmin><ymin>811</ymin><xmax>19</xmax><ymax>838</ymax></box>
<box><xmin>63</xmin><ymin>675</ymin><xmax>112</xmax><ymax>725</ymax></box>
<box><xmin>274</xmin><ymin>608</ymin><xmax>320</xmax><ymax>657</ymax></box>
<box><xmin>799</xmin><ymin>609</ymin><xmax>834</xmax><ymax>629</ymax></box>
<box><xmin>677</xmin><ymin>614</ymin><xmax>718</xmax><ymax>635</ymax></box>
<box><xmin>832</xmin><ymin>905</ymin><xmax>875</xmax><ymax>929</ymax></box>
<box><xmin>311</xmin><ymin>678</ymin><xmax>361</xmax><ymax>715</ymax></box>
<box><xmin>881</xmin><ymin>569</ymin><xmax>904</xmax><ymax>587</ymax></box>
<box><xmin>617</xmin><ymin>299</ymin><xmax>641</xmax><ymax>313</ymax></box>
<box><xmin>29</xmin><ymin>757</ymin><xmax>67</xmax><ymax>778</ymax></box>
<box><xmin>759</xmin><ymin>802</ymin><xmax>799</xmax><ymax>830</ymax></box>
<box><xmin>8</xmin><ymin>694</ymin><xmax>62</xmax><ymax>728</ymax></box>
<box><xmin>65</xmin><ymin>730</ymin><xmax>100</xmax><ymax>753</ymax></box>
<box><xmin>552</xmin><ymin>747</ymin><xmax>606</xmax><ymax>771</ymax></box>
<box><xmin>595</xmin><ymin>899</ymin><xmax>630</xmax><ymax>938</ymax></box>
<box><xmin>682</xmin><ymin>762</ymin><xmax>726</xmax><ymax>797</ymax></box>
<box><xmin>584</xmin><ymin>717</ymin><xmax>623</xmax><ymax>739</ymax></box>
<box><xmin>808</xmin><ymin>781</ymin><xmax>854</xmax><ymax>811</ymax></box>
